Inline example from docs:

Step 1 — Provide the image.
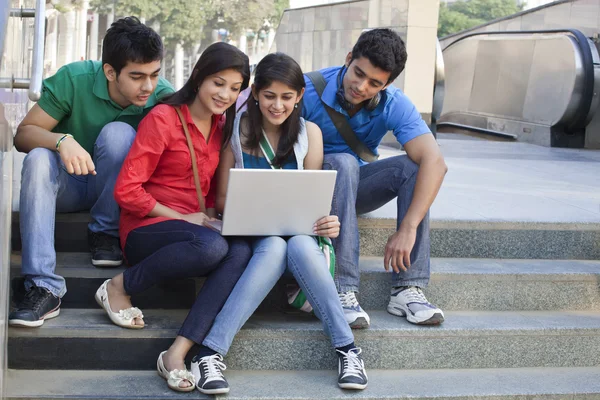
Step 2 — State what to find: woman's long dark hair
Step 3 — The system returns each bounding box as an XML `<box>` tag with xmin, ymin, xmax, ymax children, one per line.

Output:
<box><xmin>243</xmin><ymin>52</ymin><xmax>305</xmax><ymax>167</ymax></box>
<box><xmin>162</xmin><ymin>42</ymin><xmax>250</xmax><ymax>148</ymax></box>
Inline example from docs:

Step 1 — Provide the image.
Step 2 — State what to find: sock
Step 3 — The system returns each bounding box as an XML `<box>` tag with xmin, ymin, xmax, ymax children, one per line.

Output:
<box><xmin>195</xmin><ymin>345</ymin><xmax>218</xmax><ymax>360</ymax></box>
<box><xmin>336</xmin><ymin>342</ymin><xmax>356</xmax><ymax>353</ymax></box>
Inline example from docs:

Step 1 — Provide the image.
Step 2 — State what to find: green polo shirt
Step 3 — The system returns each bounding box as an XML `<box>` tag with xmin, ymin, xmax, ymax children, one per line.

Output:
<box><xmin>37</xmin><ymin>60</ymin><xmax>174</xmax><ymax>156</ymax></box>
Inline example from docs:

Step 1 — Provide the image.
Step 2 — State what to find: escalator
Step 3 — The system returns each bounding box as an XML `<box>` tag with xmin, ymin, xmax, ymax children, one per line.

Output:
<box><xmin>437</xmin><ymin>29</ymin><xmax>600</xmax><ymax>148</ymax></box>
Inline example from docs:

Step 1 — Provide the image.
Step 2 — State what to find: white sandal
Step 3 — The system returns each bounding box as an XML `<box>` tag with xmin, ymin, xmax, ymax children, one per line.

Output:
<box><xmin>157</xmin><ymin>351</ymin><xmax>196</xmax><ymax>392</ymax></box>
<box><xmin>95</xmin><ymin>279</ymin><xmax>144</xmax><ymax>329</ymax></box>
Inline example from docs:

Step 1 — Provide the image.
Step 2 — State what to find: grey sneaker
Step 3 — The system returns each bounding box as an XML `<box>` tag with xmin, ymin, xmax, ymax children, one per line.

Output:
<box><xmin>338</xmin><ymin>291</ymin><xmax>370</xmax><ymax>329</ymax></box>
<box><xmin>388</xmin><ymin>286</ymin><xmax>444</xmax><ymax>325</ymax></box>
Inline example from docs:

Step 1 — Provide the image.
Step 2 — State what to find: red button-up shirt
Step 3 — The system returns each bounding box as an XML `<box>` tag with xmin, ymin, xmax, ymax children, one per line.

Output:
<box><xmin>115</xmin><ymin>104</ymin><xmax>223</xmax><ymax>250</ymax></box>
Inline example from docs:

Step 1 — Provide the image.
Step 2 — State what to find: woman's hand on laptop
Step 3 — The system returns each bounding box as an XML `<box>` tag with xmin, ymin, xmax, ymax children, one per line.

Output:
<box><xmin>181</xmin><ymin>212</ymin><xmax>218</xmax><ymax>228</ymax></box>
<box><xmin>313</xmin><ymin>216</ymin><xmax>340</xmax><ymax>238</ymax></box>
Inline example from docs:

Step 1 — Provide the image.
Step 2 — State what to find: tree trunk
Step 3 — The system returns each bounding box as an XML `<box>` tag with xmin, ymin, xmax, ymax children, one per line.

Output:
<box><xmin>175</xmin><ymin>42</ymin><xmax>184</xmax><ymax>90</ymax></box>
<box><xmin>89</xmin><ymin>13</ymin><xmax>99</xmax><ymax>60</ymax></box>
<box><xmin>58</xmin><ymin>10</ymin><xmax>76</xmax><ymax>66</ymax></box>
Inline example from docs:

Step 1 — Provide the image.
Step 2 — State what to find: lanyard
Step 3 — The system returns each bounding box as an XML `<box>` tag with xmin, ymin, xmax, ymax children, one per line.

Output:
<box><xmin>258</xmin><ymin>129</ymin><xmax>279</xmax><ymax>170</ymax></box>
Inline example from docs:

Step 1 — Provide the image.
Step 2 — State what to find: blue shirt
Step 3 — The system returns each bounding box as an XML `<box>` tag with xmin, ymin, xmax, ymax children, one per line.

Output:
<box><xmin>302</xmin><ymin>66</ymin><xmax>430</xmax><ymax>163</ymax></box>
<box><xmin>242</xmin><ymin>152</ymin><xmax>298</xmax><ymax>170</ymax></box>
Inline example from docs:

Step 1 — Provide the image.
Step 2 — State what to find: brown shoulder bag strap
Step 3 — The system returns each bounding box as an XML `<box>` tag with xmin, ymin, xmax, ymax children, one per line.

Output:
<box><xmin>174</xmin><ymin>106</ymin><xmax>206</xmax><ymax>213</ymax></box>
<box><xmin>305</xmin><ymin>71</ymin><xmax>379</xmax><ymax>163</ymax></box>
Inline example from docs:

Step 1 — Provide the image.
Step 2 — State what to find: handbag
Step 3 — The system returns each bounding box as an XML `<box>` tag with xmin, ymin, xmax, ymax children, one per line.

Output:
<box><xmin>258</xmin><ymin>131</ymin><xmax>336</xmax><ymax>313</ymax></box>
<box><xmin>174</xmin><ymin>106</ymin><xmax>206</xmax><ymax>213</ymax></box>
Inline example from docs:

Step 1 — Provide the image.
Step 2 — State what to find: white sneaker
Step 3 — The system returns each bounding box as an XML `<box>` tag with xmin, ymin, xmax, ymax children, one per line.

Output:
<box><xmin>387</xmin><ymin>286</ymin><xmax>444</xmax><ymax>325</ymax></box>
<box><xmin>338</xmin><ymin>291</ymin><xmax>370</xmax><ymax>329</ymax></box>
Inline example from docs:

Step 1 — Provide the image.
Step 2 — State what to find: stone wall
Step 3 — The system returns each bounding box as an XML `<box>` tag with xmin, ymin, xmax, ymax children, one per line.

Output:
<box><xmin>272</xmin><ymin>0</ymin><xmax>440</xmax><ymax>119</ymax></box>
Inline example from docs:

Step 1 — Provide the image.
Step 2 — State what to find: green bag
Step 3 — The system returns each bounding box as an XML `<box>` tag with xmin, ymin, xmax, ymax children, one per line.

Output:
<box><xmin>258</xmin><ymin>131</ymin><xmax>336</xmax><ymax>313</ymax></box>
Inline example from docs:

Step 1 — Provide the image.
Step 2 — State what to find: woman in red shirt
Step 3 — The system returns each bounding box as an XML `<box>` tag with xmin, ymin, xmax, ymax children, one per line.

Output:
<box><xmin>94</xmin><ymin>42</ymin><xmax>251</xmax><ymax>392</ymax></box>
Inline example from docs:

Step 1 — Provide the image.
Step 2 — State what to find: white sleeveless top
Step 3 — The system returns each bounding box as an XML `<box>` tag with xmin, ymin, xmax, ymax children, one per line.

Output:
<box><xmin>230</xmin><ymin>112</ymin><xmax>309</xmax><ymax>169</ymax></box>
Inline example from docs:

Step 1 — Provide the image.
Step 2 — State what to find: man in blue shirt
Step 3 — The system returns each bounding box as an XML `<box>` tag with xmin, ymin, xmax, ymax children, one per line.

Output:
<box><xmin>303</xmin><ymin>29</ymin><xmax>448</xmax><ymax>328</ymax></box>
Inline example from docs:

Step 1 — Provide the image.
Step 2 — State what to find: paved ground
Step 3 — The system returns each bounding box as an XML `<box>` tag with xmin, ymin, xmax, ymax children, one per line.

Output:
<box><xmin>368</xmin><ymin>133</ymin><xmax>600</xmax><ymax>223</ymax></box>
<box><xmin>11</xmin><ymin>132</ymin><xmax>600</xmax><ymax>223</ymax></box>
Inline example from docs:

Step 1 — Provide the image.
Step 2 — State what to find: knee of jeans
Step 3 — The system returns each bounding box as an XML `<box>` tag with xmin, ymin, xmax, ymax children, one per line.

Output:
<box><xmin>323</xmin><ymin>153</ymin><xmax>359</xmax><ymax>181</ymax></box>
<box><xmin>190</xmin><ymin>231</ymin><xmax>229</xmax><ymax>264</ymax></box>
<box><xmin>94</xmin><ymin>122</ymin><xmax>136</xmax><ymax>163</ymax></box>
<box><xmin>287</xmin><ymin>235</ymin><xmax>316</xmax><ymax>254</ymax></box>
<box><xmin>22</xmin><ymin>148</ymin><xmax>60</xmax><ymax>186</ymax></box>
<box><xmin>288</xmin><ymin>235</ymin><xmax>323</xmax><ymax>266</ymax></box>
<box><xmin>254</xmin><ymin>236</ymin><xmax>287</xmax><ymax>265</ymax></box>
<box><xmin>229</xmin><ymin>239</ymin><xmax>252</xmax><ymax>265</ymax></box>
<box><xmin>395</xmin><ymin>155</ymin><xmax>419</xmax><ymax>184</ymax></box>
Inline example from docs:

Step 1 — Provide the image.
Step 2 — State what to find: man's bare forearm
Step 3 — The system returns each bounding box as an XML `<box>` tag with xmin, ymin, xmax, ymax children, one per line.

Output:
<box><xmin>14</xmin><ymin>124</ymin><xmax>64</xmax><ymax>153</ymax></box>
<box><xmin>401</xmin><ymin>156</ymin><xmax>447</xmax><ymax>230</ymax></box>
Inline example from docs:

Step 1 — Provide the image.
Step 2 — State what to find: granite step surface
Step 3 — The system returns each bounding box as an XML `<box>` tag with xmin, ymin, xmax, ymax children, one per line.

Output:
<box><xmin>10</xmin><ymin>253</ymin><xmax>600</xmax><ymax>311</ymax></box>
<box><xmin>7</xmin><ymin>367</ymin><xmax>600</xmax><ymax>399</ymax></box>
<box><xmin>12</xmin><ymin>212</ymin><xmax>600</xmax><ymax>259</ymax></box>
<box><xmin>8</xmin><ymin>309</ymin><xmax>600</xmax><ymax>370</ymax></box>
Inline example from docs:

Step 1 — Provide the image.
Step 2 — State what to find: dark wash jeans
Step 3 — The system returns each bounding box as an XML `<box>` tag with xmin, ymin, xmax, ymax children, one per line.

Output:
<box><xmin>323</xmin><ymin>153</ymin><xmax>431</xmax><ymax>293</ymax></box>
<box><xmin>123</xmin><ymin>219</ymin><xmax>251</xmax><ymax>344</ymax></box>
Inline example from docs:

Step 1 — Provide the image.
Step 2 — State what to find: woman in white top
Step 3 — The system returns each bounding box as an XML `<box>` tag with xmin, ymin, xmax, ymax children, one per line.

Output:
<box><xmin>189</xmin><ymin>53</ymin><xmax>368</xmax><ymax>394</ymax></box>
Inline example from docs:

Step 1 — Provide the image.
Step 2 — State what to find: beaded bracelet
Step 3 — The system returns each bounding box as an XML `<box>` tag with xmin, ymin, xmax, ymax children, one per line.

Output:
<box><xmin>55</xmin><ymin>134</ymin><xmax>73</xmax><ymax>152</ymax></box>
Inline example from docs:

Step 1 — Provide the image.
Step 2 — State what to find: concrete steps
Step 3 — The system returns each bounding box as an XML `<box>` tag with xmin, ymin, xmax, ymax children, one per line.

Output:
<box><xmin>8</xmin><ymin>211</ymin><xmax>600</xmax><ymax>398</ymax></box>
<box><xmin>7</xmin><ymin>367</ymin><xmax>600</xmax><ymax>399</ymax></box>
<box><xmin>12</xmin><ymin>212</ymin><xmax>600</xmax><ymax>259</ymax></box>
<box><xmin>11</xmin><ymin>253</ymin><xmax>600</xmax><ymax>311</ymax></box>
<box><xmin>9</xmin><ymin>309</ymin><xmax>600</xmax><ymax>370</ymax></box>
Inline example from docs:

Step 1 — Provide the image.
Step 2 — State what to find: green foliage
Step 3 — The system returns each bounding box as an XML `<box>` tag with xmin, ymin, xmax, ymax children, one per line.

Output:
<box><xmin>270</xmin><ymin>0</ymin><xmax>289</xmax><ymax>26</ymax></box>
<box><xmin>90</xmin><ymin>0</ymin><xmax>288</xmax><ymax>48</ymax></box>
<box><xmin>155</xmin><ymin>0</ymin><xmax>215</xmax><ymax>48</ymax></box>
<box><xmin>438</xmin><ymin>0</ymin><xmax>524</xmax><ymax>37</ymax></box>
<box><xmin>209</xmin><ymin>0</ymin><xmax>289</xmax><ymax>37</ymax></box>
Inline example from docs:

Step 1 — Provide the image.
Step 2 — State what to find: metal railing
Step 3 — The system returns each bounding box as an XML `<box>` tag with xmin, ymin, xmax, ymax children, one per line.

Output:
<box><xmin>0</xmin><ymin>0</ymin><xmax>45</xmax><ymax>101</ymax></box>
<box><xmin>0</xmin><ymin>0</ymin><xmax>13</xmax><ymax>397</ymax></box>
<box><xmin>431</xmin><ymin>38</ymin><xmax>445</xmax><ymax>137</ymax></box>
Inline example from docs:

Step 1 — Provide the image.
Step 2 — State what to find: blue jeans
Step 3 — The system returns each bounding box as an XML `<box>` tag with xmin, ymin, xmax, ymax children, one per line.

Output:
<box><xmin>203</xmin><ymin>235</ymin><xmax>354</xmax><ymax>355</ymax></box>
<box><xmin>19</xmin><ymin>122</ymin><xmax>136</xmax><ymax>297</ymax></box>
<box><xmin>323</xmin><ymin>153</ymin><xmax>431</xmax><ymax>293</ymax></box>
<box><xmin>123</xmin><ymin>220</ymin><xmax>251</xmax><ymax>345</ymax></box>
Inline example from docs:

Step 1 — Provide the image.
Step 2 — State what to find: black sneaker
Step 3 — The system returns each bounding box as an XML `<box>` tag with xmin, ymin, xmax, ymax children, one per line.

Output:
<box><xmin>88</xmin><ymin>229</ymin><xmax>123</xmax><ymax>267</ymax></box>
<box><xmin>336</xmin><ymin>347</ymin><xmax>368</xmax><ymax>390</ymax></box>
<box><xmin>191</xmin><ymin>353</ymin><xmax>229</xmax><ymax>394</ymax></box>
<box><xmin>9</xmin><ymin>284</ymin><xmax>61</xmax><ymax>328</ymax></box>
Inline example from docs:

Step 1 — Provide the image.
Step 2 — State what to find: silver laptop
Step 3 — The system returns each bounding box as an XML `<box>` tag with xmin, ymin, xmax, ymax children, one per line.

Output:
<box><xmin>207</xmin><ymin>169</ymin><xmax>337</xmax><ymax>236</ymax></box>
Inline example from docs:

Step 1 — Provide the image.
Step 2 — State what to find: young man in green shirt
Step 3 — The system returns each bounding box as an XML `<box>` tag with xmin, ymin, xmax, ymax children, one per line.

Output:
<box><xmin>9</xmin><ymin>17</ymin><xmax>173</xmax><ymax>327</ymax></box>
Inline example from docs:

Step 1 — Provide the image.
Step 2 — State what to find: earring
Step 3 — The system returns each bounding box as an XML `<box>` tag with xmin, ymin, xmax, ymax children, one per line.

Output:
<box><xmin>294</xmin><ymin>103</ymin><xmax>298</xmax><ymax>109</ymax></box>
<box><xmin>255</xmin><ymin>100</ymin><xmax>258</xmax><ymax>105</ymax></box>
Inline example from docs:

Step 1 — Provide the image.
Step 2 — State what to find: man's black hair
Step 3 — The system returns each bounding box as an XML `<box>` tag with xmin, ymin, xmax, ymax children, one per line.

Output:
<box><xmin>102</xmin><ymin>16</ymin><xmax>163</xmax><ymax>76</ymax></box>
<box><xmin>350</xmin><ymin>28</ymin><xmax>407</xmax><ymax>83</ymax></box>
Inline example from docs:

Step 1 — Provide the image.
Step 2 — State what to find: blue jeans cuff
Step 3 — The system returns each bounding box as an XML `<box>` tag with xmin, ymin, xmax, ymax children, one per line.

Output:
<box><xmin>336</xmin><ymin>284</ymin><xmax>359</xmax><ymax>294</ymax></box>
<box><xmin>202</xmin><ymin>339</ymin><xmax>229</xmax><ymax>357</ymax></box>
<box><xmin>26</xmin><ymin>278</ymin><xmax>65</xmax><ymax>298</ymax></box>
<box><xmin>332</xmin><ymin>337</ymin><xmax>356</xmax><ymax>349</ymax></box>
<box><xmin>392</xmin><ymin>279</ymin><xmax>429</xmax><ymax>289</ymax></box>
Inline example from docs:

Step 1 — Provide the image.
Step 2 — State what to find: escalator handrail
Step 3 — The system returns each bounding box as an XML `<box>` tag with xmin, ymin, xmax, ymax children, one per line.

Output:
<box><xmin>442</xmin><ymin>29</ymin><xmax>595</xmax><ymax>132</ymax></box>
